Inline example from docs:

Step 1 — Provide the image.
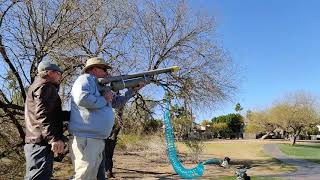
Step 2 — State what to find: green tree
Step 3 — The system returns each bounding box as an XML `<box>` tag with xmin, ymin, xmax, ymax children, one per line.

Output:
<box><xmin>235</xmin><ymin>103</ymin><xmax>243</xmax><ymax>113</ymax></box>
<box><xmin>245</xmin><ymin>110</ymin><xmax>277</xmax><ymax>139</ymax></box>
<box><xmin>212</xmin><ymin>113</ymin><xmax>244</xmax><ymax>139</ymax></box>
<box><xmin>270</xmin><ymin>92</ymin><xmax>320</xmax><ymax>145</ymax></box>
<box><xmin>212</xmin><ymin>122</ymin><xmax>230</xmax><ymax>138</ymax></box>
<box><xmin>200</xmin><ymin>119</ymin><xmax>211</xmax><ymax>127</ymax></box>
<box><xmin>305</xmin><ymin>126</ymin><xmax>319</xmax><ymax>136</ymax></box>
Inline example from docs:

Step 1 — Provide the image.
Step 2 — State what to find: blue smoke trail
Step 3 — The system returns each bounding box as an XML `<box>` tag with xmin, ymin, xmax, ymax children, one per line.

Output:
<box><xmin>162</xmin><ymin>88</ymin><xmax>220</xmax><ymax>179</ymax></box>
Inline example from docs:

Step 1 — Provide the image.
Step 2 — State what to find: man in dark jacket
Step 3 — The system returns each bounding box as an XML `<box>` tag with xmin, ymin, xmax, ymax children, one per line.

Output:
<box><xmin>24</xmin><ymin>61</ymin><xmax>68</xmax><ymax>180</ymax></box>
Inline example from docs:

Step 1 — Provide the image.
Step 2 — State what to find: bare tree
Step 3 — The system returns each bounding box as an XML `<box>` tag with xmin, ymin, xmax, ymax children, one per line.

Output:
<box><xmin>0</xmin><ymin>0</ymin><xmax>100</xmax><ymax>160</ymax></box>
<box><xmin>130</xmin><ymin>0</ymin><xmax>237</xmax><ymax>108</ymax></box>
<box><xmin>79</xmin><ymin>0</ymin><xmax>238</xmax><ymax>176</ymax></box>
<box><xmin>0</xmin><ymin>0</ymin><xmax>238</xmax><ymax>177</ymax></box>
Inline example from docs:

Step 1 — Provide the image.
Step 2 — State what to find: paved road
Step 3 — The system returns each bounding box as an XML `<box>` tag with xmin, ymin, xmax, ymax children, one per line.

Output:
<box><xmin>263</xmin><ymin>144</ymin><xmax>320</xmax><ymax>180</ymax></box>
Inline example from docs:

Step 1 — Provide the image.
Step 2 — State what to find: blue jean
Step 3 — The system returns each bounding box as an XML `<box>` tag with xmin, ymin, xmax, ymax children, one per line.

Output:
<box><xmin>24</xmin><ymin>143</ymin><xmax>54</xmax><ymax>180</ymax></box>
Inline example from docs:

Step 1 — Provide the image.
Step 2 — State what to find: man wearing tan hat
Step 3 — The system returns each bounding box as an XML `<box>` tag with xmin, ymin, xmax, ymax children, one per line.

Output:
<box><xmin>69</xmin><ymin>57</ymin><xmax>142</xmax><ymax>180</ymax></box>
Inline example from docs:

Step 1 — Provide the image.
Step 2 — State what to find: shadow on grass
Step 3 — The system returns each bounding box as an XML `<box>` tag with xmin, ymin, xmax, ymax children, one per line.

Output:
<box><xmin>227</xmin><ymin>158</ymin><xmax>291</xmax><ymax>170</ymax></box>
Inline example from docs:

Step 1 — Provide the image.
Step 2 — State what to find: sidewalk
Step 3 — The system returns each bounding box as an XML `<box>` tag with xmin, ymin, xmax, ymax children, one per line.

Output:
<box><xmin>263</xmin><ymin>144</ymin><xmax>320</xmax><ymax>180</ymax></box>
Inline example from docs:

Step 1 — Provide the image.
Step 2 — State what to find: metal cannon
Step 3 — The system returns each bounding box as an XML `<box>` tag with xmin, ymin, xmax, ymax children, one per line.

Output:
<box><xmin>97</xmin><ymin>66</ymin><xmax>180</xmax><ymax>92</ymax></box>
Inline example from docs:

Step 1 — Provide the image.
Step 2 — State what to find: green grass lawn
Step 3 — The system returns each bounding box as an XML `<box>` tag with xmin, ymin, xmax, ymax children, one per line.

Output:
<box><xmin>278</xmin><ymin>143</ymin><xmax>320</xmax><ymax>163</ymax></box>
<box><xmin>176</xmin><ymin>140</ymin><xmax>295</xmax><ymax>177</ymax></box>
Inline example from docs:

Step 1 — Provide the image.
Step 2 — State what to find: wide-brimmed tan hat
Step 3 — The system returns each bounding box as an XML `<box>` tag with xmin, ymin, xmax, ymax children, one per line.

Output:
<box><xmin>81</xmin><ymin>57</ymin><xmax>112</xmax><ymax>74</ymax></box>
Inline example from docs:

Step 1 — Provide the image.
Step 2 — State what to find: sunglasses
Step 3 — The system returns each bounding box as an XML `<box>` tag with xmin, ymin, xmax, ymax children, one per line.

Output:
<box><xmin>96</xmin><ymin>67</ymin><xmax>110</xmax><ymax>73</ymax></box>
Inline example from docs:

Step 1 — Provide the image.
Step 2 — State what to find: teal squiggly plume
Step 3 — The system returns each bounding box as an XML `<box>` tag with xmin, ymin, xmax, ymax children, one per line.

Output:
<box><xmin>163</xmin><ymin>88</ymin><xmax>220</xmax><ymax>179</ymax></box>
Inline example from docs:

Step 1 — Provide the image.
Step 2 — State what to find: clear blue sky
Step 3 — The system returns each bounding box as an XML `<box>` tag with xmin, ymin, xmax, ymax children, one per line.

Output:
<box><xmin>189</xmin><ymin>0</ymin><xmax>320</xmax><ymax>122</ymax></box>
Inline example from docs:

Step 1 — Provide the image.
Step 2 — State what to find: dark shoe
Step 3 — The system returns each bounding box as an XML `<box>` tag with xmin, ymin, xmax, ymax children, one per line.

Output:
<box><xmin>107</xmin><ymin>171</ymin><xmax>115</xmax><ymax>178</ymax></box>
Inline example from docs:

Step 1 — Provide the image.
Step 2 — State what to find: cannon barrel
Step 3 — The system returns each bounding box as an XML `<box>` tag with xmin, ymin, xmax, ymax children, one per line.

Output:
<box><xmin>97</xmin><ymin>66</ymin><xmax>179</xmax><ymax>85</ymax></box>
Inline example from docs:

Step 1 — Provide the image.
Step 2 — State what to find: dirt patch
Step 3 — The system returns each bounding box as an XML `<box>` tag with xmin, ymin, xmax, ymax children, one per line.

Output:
<box><xmin>49</xmin><ymin>151</ymin><xmax>293</xmax><ymax>179</ymax></box>
<box><xmin>0</xmin><ymin>140</ymin><xmax>295</xmax><ymax>179</ymax></box>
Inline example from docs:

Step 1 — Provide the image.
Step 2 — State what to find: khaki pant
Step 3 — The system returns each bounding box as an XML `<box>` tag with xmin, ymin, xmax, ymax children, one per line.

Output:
<box><xmin>70</xmin><ymin>136</ymin><xmax>105</xmax><ymax>180</ymax></box>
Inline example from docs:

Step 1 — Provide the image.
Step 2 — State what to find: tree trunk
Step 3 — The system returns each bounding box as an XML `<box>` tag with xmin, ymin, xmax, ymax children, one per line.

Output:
<box><xmin>260</xmin><ymin>132</ymin><xmax>271</xmax><ymax>140</ymax></box>
<box><xmin>292</xmin><ymin>135</ymin><xmax>297</xmax><ymax>146</ymax></box>
<box><xmin>291</xmin><ymin>129</ymin><xmax>301</xmax><ymax>146</ymax></box>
